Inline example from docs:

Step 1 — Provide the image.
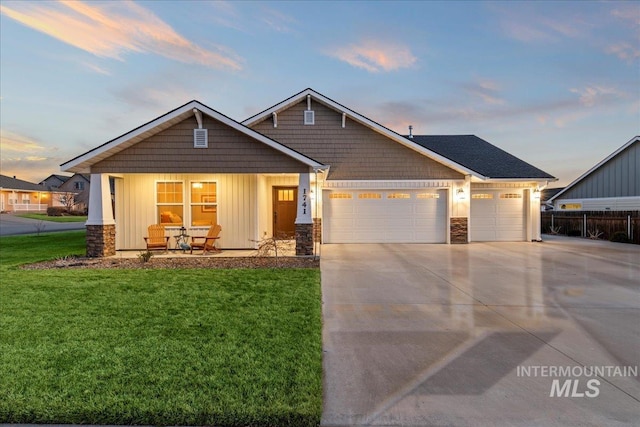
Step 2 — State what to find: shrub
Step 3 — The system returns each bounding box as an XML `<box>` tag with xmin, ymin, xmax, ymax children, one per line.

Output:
<box><xmin>68</xmin><ymin>210</ymin><xmax>86</xmax><ymax>216</ymax></box>
<box><xmin>610</xmin><ymin>231</ymin><xmax>632</xmax><ymax>243</ymax></box>
<box><xmin>47</xmin><ymin>206</ymin><xmax>67</xmax><ymax>216</ymax></box>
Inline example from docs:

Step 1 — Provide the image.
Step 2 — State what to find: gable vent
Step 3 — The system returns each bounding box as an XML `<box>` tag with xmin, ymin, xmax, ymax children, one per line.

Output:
<box><xmin>304</xmin><ymin>110</ymin><xmax>315</xmax><ymax>125</ymax></box>
<box><xmin>194</xmin><ymin>128</ymin><xmax>208</xmax><ymax>148</ymax></box>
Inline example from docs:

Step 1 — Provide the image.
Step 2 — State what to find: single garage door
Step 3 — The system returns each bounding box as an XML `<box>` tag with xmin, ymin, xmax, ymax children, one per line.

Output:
<box><xmin>471</xmin><ymin>190</ymin><xmax>525</xmax><ymax>241</ymax></box>
<box><xmin>323</xmin><ymin>189</ymin><xmax>447</xmax><ymax>243</ymax></box>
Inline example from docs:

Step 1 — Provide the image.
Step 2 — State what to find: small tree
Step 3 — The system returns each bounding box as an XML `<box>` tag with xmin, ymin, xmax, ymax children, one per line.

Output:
<box><xmin>54</xmin><ymin>192</ymin><xmax>78</xmax><ymax>212</ymax></box>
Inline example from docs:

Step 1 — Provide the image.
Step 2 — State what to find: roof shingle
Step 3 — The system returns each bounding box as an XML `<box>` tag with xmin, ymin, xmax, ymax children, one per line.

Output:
<box><xmin>408</xmin><ymin>135</ymin><xmax>555</xmax><ymax>179</ymax></box>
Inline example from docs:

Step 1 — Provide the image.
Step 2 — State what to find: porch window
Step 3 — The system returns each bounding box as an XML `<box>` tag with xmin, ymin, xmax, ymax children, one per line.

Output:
<box><xmin>157</xmin><ymin>181</ymin><xmax>184</xmax><ymax>226</ymax></box>
<box><xmin>190</xmin><ymin>182</ymin><xmax>217</xmax><ymax>227</ymax></box>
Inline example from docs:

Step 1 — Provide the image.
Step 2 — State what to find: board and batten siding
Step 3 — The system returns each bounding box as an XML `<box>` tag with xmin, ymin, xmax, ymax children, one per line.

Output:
<box><xmin>560</xmin><ymin>141</ymin><xmax>639</xmax><ymax>199</ymax></box>
<box><xmin>115</xmin><ymin>173</ymin><xmax>258</xmax><ymax>250</ymax></box>
<box><xmin>250</xmin><ymin>100</ymin><xmax>464</xmax><ymax>181</ymax></box>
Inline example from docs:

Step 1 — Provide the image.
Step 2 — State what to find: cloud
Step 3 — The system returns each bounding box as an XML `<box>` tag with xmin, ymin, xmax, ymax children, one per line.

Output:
<box><xmin>462</xmin><ymin>79</ymin><xmax>506</xmax><ymax>106</ymax></box>
<box><xmin>0</xmin><ymin>129</ymin><xmax>63</xmax><ymax>182</ymax></box>
<box><xmin>260</xmin><ymin>7</ymin><xmax>297</xmax><ymax>33</ymax></box>
<box><xmin>82</xmin><ymin>62</ymin><xmax>111</xmax><ymax>75</ymax></box>
<box><xmin>570</xmin><ymin>85</ymin><xmax>622</xmax><ymax>107</ymax></box>
<box><xmin>326</xmin><ymin>39</ymin><xmax>417</xmax><ymax>73</ymax></box>
<box><xmin>0</xmin><ymin>129</ymin><xmax>47</xmax><ymax>153</ymax></box>
<box><xmin>605</xmin><ymin>42</ymin><xmax>640</xmax><ymax>62</ymax></box>
<box><xmin>0</xmin><ymin>1</ymin><xmax>243</xmax><ymax>70</ymax></box>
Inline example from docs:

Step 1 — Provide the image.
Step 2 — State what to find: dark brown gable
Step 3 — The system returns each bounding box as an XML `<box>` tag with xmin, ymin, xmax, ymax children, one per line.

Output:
<box><xmin>251</xmin><ymin>100</ymin><xmax>463</xmax><ymax>180</ymax></box>
<box><xmin>91</xmin><ymin>115</ymin><xmax>309</xmax><ymax>174</ymax></box>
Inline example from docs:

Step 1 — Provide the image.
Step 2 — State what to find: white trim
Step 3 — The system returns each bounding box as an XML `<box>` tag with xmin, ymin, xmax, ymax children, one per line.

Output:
<box><xmin>62</xmin><ymin>100</ymin><xmax>326</xmax><ymax>173</ymax></box>
<box><xmin>155</xmin><ymin>179</ymin><xmax>185</xmax><ymax>227</ymax></box>
<box><xmin>323</xmin><ymin>180</ymin><xmax>458</xmax><ymax>189</ymax></box>
<box><xmin>548</xmin><ymin>136</ymin><xmax>639</xmax><ymax>203</ymax></box>
<box><xmin>242</xmin><ymin>89</ymin><xmax>483</xmax><ymax>178</ymax></box>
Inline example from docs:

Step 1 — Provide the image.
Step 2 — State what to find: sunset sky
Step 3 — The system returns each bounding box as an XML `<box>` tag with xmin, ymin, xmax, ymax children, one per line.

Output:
<box><xmin>1</xmin><ymin>0</ymin><xmax>638</xmax><ymax>187</ymax></box>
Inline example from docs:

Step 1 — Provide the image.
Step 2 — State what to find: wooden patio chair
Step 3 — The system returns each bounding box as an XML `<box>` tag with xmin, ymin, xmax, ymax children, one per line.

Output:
<box><xmin>190</xmin><ymin>224</ymin><xmax>222</xmax><ymax>255</ymax></box>
<box><xmin>143</xmin><ymin>224</ymin><xmax>169</xmax><ymax>252</ymax></box>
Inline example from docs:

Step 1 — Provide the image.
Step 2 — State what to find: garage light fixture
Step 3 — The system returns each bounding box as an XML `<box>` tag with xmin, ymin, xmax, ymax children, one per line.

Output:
<box><xmin>456</xmin><ymin>188</ymin><xmax>466</xmax><ymax>200</ymax></box>
<box><xmin>533</xmin><ymin>188</ymin><xmax>541</xmax><ymax>199</ymax></box>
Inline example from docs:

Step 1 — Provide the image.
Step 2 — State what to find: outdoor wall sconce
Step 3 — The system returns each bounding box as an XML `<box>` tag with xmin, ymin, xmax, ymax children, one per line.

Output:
<box><xmin>456</xmin><ymin>188</ymin><xmax>466</xmax><ymax>200</ymax></box>
<box><xmin>533</xmin><ymin>188</ymin><xmax>541</xmax><ymax>200</ymax></box>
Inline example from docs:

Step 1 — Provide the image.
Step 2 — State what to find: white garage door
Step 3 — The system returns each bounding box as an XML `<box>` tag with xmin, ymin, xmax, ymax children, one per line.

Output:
<box><xmin>471</xmin><ymin>190</ymin><xmax>525</xmax><ymax>241</ymax></box>
<box><xmin>323</xmin><ymin>189</ymin><xmax>447</xmax><ymax>243</ymax></box>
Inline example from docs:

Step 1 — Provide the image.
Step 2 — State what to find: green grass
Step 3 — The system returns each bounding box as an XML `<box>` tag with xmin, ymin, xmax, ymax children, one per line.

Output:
<box><xmin>16</xmin><ymin>213</ymin><xmax>87</xmax><ymax>222</ymax></box>
<box><xmin>0</xmin><ymin>232</ymin><xmax>322</xmax><ymax>426</ymax></box>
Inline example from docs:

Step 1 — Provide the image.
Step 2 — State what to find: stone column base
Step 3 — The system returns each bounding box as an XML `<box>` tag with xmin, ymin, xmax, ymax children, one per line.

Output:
<box><xmin>450</xmin><ymin>217</ymin><xmax>468</xmax><ymax>244</ymax></box>
<box><xmin>313</xmin><ymin>217</ymin><xmax>322</xmax><ymax>243</ymax></box>
<box><xmin>86</xmin><ymin>224</ymin><xmax>116</xmax><ymax>257</ymax></box>
<box><xmin>295</xmin><ymin>223</ymin><xmax>314</xmax><ymax>256</ymax></box>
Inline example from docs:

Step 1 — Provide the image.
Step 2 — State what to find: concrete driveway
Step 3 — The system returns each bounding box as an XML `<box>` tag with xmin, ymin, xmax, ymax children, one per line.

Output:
<box><xmin>321</xmin><ymin>237</ymin><xmax>640</xmax><ymax>426</ymax></box>
<box><xmin>0</xmin><ymin>213</ymin><xmax>85</xmax><ymax>236</ymax></box>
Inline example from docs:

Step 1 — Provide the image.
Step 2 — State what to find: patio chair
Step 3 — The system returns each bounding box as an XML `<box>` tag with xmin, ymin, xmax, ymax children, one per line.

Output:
<box><xmin>190</xmin><ymin>224</ymin><xmax>222</xmax><ymax>255</ymax></box>
<box><xmin>143</xmin><ymin>224</ymin><xmax>169</xmax><ymax>252</ymax></box>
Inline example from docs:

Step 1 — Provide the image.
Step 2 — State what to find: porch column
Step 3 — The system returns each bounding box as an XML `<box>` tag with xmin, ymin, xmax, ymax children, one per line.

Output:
<box><xmin>86</xmin><ymin>173</ymin><xmax>115</xmax><ymax>257</ymax></box>
<box><xmin>295</xmin><ymin>172</ymin><xmax>314</xmax><ymax>256</ymax></box>
<box><xmin>450</xmin><ymin>176</ymin><xmax>471</xmax><ymax>244</ymax></box>
<box><xmin>529</xmin><ymin>188</ymin><xmax>542</xmax><ymax>241</ymax></box>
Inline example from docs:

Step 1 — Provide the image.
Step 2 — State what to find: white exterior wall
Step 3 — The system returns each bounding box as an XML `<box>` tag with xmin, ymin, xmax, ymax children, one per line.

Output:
<box><xmin>115</xmin><ymin>173</ymin><xmax>258</xmax><ymax>250</ymax></box>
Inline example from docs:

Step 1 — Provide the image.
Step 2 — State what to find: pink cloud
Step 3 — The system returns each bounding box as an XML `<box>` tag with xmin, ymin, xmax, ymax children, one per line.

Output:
<box><xmin>0</xmin><ymin>1</ymin><xmax>243</xmax><ymax>70</ymax></box>
<box><xmin>327</xmin><ymin>40</ymin><xmax>417</xmax><ymax>73</ymax></box>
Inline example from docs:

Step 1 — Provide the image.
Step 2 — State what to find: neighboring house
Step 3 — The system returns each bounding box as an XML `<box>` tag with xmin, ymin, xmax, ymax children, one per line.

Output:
<box><xmin>547</xmin><ymin>136</ymin><xmax>639</xmax><ymax>211</ymax></box>
<box><xmin>58</xmin><ymin>173</ymin><xmax>91</xmax><ymax>212</ymax></box>
<box><xmin>61</xmin><ymin>88</ymin><xmax>556</xmax><ymax>257</ymax></box>
<box><xmin>39</xmin><ymin>174</ymin><xmax>71</xmax><ymax>189</ymax></box>
<box><xmin>0</xmin><ymin>174</ymin><xmax>62</xmax><ymax>212</ymax></box>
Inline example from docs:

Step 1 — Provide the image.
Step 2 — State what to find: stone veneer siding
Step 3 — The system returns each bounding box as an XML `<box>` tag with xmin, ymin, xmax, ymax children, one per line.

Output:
<box><xmin>295</xmin><ymin>223</ymin><xmax>314</xmax><ymax>256</ymax></box>
<box><xmin>86</xmin><ymin>224</ymin><xmax>116</xmax><ymax>257</ymax></box>
<box><xmin>313</xmin><ymin>218</ymin><xmax>322</xmax><ymax>243</ymax></box>
<box><xmin>450</xmin><ymin>217</ymin><xmax>468</xmax><ymax>244</ymax></box>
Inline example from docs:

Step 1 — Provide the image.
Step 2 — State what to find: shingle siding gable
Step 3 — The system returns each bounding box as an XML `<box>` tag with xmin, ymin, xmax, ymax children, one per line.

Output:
<box><xmin>91</xmin><ymin>115</ymin><xmax>309</xmax><ymax>174</ymax></box>
<box><xmin>250</xmin><ymin>100</ymin><xmax>463</xmax><ymax>180</ymax></box>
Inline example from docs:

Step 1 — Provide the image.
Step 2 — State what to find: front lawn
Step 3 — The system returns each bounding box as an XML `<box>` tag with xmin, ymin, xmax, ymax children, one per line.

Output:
<box><xmin>0</xmin><ymin>232</ymin><xmax>322</xmax><ymax>426</ymax></box>
<box><xmin>16</xmin><ymin>213</ymin><xmax>87</xmax><ymax>222</ymax></box>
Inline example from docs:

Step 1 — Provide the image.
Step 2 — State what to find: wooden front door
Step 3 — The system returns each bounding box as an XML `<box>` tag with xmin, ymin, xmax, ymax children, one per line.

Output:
<box><xmin>273</xmin><ymin>187</ymin><xmax>297</xmax><ymax>238</ymax></box>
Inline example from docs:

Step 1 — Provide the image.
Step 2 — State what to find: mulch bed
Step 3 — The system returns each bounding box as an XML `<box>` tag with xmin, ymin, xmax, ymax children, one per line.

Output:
<box><xmin>22</xmin><ymin>255</ymin><xmax>319</xmax><ymax>270</ymax></box>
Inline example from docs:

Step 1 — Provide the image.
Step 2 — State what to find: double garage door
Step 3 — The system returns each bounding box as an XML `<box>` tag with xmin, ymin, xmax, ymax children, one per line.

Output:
<box><xmin>323</xmin><ymin>189</ymin><xmax>447</xmax><ymax>243</ymax></box>
<box><xmin>471</xmin><ymin>189</ymin><xmax>525</xmax><ymax>241</ymax></box>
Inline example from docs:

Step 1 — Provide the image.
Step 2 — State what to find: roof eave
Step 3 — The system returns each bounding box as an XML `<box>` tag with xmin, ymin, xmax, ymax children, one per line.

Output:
<box><xmin>243</xmin><ymin>88</ymin><xmax>484</xmax><ymax>179</ymax></box>
<box><xmin>61</xmin><ymin>100</ymin><xmax>325</xmax><ymax>173</ymax></box>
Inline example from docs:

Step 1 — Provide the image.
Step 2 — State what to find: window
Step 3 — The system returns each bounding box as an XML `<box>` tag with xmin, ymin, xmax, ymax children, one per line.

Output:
<box><xmin>472</xmin><ymin>193</ymin><xmax>493</xmax><ymax>199</ymax></box>
<box><xmin>329</xmin><ymin>193</ymin><xmax>352</xmax><ymax>199</ymax></box>
<box><xmin>358</xmin><ymin>193</ymin><xmax>381</xmax><ymax>199</ymax></box>
<box><xmin>560</xmin><ymin>203</ymin><xmax>582</xmax><ymax>210</ymax></box>
<box><xmin>387</xmin><ymin>193</ymin><xmax>410</xmax><ymax>199</ymax></box>
<box><xmin>417</xmin><ymin>193</ymin><xmax>440</xmax><ymax>199</ymax></box>
<box><xmin>74</xmin><ymin>181</ymin><xmax>85</xmax><ymax>190</ymax></box>
<box><xmin>500</xmin><ymin>193</ymin><xmax>522</xmax><ymax>199</ymax></box>
<box><xmin>277</xmin><ymin>189</ymin><xmax>295</xmax><ymax>201</ymax></box>
<box><xmin>190</xmin><ymin>182</ymin><xmax>217</xmax><ymax>227</ymax></box>
<box><xmin>157</xmin><ymin>181</ymin><xmax>184</xmax><ymax>226</ymax></box>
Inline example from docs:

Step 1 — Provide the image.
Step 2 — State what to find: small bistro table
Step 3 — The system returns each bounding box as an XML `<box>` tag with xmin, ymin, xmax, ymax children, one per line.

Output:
<box><xmin>173</xmin><ymin>227</ymin><xmax>190</xmax><ymax>252</ymax></box>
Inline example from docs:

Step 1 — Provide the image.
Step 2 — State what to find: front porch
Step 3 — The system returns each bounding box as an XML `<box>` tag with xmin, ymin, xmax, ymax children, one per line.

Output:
<box><xmin>86</xmin><ymin>171</ymin><xmax>324</xmax><ymax>258</ymax></box>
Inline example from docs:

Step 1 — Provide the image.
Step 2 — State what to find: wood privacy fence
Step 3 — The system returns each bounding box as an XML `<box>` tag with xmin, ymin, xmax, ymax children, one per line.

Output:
<box><xmin>541</xmin><ymin>211</ymin><xmax>639</xmax><ymax>244</ymax></box>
